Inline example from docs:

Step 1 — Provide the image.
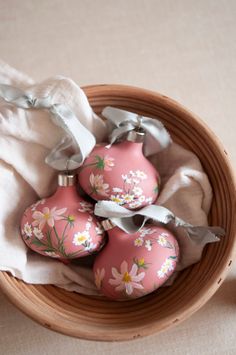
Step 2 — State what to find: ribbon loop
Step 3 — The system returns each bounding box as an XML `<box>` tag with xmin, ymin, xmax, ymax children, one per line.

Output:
<box><xmin>102</xmin><ymin>106</ymin><xmax>172</xmax><ymax>156</ymax></box>
<box><xmin>0</xmin><ymin>84</ymin><xmax>96</xmax><ymax>171</ymax></box>
<box><xmin>94</xmin><ymin>201</ymin><xmax>225</xmax><ymax>245</ymax></box>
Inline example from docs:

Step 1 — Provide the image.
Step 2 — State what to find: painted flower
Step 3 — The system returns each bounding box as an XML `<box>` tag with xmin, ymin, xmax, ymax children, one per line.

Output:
<box><xmin>145</xmin><ymin>197</ymin><xmax>153</xmax><ymax>204</ymax></box>
<box><xmin>94</xmin><ymin>155</ymin><xmax>115</xmax><ymax>171</ymax></box>
<box><xmin>132</xmin><ymin>186</ymin><xmax>143</xmax><ymax>196</ymax></box>
<box><xmin>89</xmin><ymin>173</ymin><xmax>109</xmax><ymax>196</ymax></box>
<box><xmin>145</xmin><ymin>239</ymin><xmax>152</xmax><ymax>251</ymax></box>
<box><xmin>132</xmin><ymin>178</ymin><xmax>140</xmax><ymax>184</ymax></box>
<box><xmin>129</xmin><ymin>201</ymin><xmax>142</xmax><ymax>209</ymax></box>
<box><xmin>84</xmin><ymin>241</ymin><xmax>97</xmax><ymax>251</ymax></box>
<box><xmin>134</xmin><ymin>257</ymin><xmax>150</xmax><ymax>269</ymax></box>
<box><xmin>85</xmin><ymin>222</ymin><xmax>91</xmax><ymax>230</ymax></box>
<box><xmin>32</xmin><ymin>207</ymin><xmax>67</xmax><ymax>230</ymax></box>
<box><xmin>94</xmin><ymin>268</ymin><xmax>105</xmax><ymax>289</ymax></box>
<box><xmin>66</xmin><ymin>215</ymin><xmax>76</xmax><ymax>227</ymax></box>
<box><xmin>140</xmin><ymin>227</ymin><xmax>155</xmax><ymax>237</ymax></box>
<box><xmin>33</xmin><ymin>227</ymin><xmax>44</xmax><ymax>240</ymax></box>
<box><xmin>122</xmin><ymin>194</ymin><xmax>134</xmax><ymax>203</ymax></box>
<box><xmin>135</xmin><ymin>170</ymin><xmax>147</xmax><ymax>179</ymax></box>
<box><xmin>31</xmin><ymin>199</ymin><xmax>46</xmax><ymax>211</ymax></box>
<box><xmin>103</xmin><ymin>155</ymin><xmax>115</xmax><ymax>171</ymax></box>
<box><xmin>78</xmin><ymin>201</ymin><xmax>94</xmax><ymax>213</ymax></box>
<box><xmin>44</xmin><ymin>251</ymin><xmax>60</xmax><ymax>258</ymax></box>
<box><xmin>23</xmin><ymin>222</ymin><xmax>32</xmax><ymax>237</ymax></box>
<box><xmin>138</xmin><ymin>195</ymin><xmax>145</xmax><ymax>203</ymax></box>
<box><xmin>109</xmin><ymin>261</ymin><xmax>145</xmax><ymax>296</ymax></box>
<box><xmin>73</xmin><ymin>231</ymin><xmax>90</xmax><ymax>246</ymax></box>
<box><xmin>134</xmin><ymin>237</ymin><xmax>144</xmax><ymax>247</ymax></box>
<box><xmin>157</xmin><ymin>258</ymin><xmax>174</xmax><ymax>278</ymax></box>
<box><xmin>157</xmin><ymin>235</ymin><xmax>168</xmax><ymax>247</ymax></box>
<box><xmin>112</xmin><ymin>187</ymin><xmax>123</xmax><ymax>193</ymax></box>
<box><xmin>110</xmin><ymin>195</ymin><xmax>124</xmax><ymax>204</ymax></box>
<box><xmin>129</xmin><ymin>170</ymin><xmax>135</xmax><ymax>177</ymax></box>
<box><xmin>122</xmin><ymin>174</ymin><xmax>132</xmax><ymax>184</ymax></box>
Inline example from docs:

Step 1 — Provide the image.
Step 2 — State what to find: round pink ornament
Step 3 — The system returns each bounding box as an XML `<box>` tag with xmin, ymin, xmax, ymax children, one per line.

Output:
<box><xmin>21</xmin><ymin>172</ymin><xmax>105</xmax><ymax>261</ymax></box>
<box><xmin>93</xmin><ymin>222</ymin><xmax>179</xmax><ymax>300</ymax></box>
<box><xmin>78</xmin><ymin>130</ymin><xmax>160</xmax><ymax>209</ymax></box>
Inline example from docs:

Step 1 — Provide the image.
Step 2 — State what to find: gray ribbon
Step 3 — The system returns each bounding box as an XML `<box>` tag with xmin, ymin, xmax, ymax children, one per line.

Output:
<box><xmin>102</xmin><ymin>106</ymin><xmax>172</xmax><ymax>156</ymax></box>
<box><xmin>95</xmin><ymin>201</ymin><xmax>225</xmax><ymax>245</ymax></box>
<box><xmin>0</xmin><ymin>84</ymin><xmax>96</xmax><ymax>170</ymax></box>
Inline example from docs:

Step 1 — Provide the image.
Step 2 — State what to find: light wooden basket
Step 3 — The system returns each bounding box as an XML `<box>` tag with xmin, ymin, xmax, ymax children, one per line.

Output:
<box><xmin>0</xmin><ymin>85</ymin><xmax>235</xmax><ymax>341</ymax></box>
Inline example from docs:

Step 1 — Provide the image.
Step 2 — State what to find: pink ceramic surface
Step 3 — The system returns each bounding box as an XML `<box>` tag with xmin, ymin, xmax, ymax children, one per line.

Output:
<box><xmin>78</xmin><ymin>141</ymin><xmax>160</xmax><ymax>209</ymax></box>
<box><xmin>21</xmin><ymin>185</ymin><xmax>104</xmax><ymax>261</ymax></box>
<box><xmin>93</xmin><ymin>225</ymin><xmax>179</xmax><ymax>300</ymax></box>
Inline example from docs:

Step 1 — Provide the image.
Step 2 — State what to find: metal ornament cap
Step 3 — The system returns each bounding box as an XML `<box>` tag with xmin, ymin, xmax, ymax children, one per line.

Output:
<box><xmin>126</xmin><ymin>129</ymin><xmax>146</xmax><ymax>143</ymax></box>
<box><xmin>58</xmin><ymin>172</ymin><xmax>77</xmax><ymax>187</ymax></box>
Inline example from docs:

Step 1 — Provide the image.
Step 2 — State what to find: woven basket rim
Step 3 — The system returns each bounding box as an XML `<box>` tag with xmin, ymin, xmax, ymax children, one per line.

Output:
<box><xmin>0</xmin><ymin>84</ymin><xmax>235</xmax><ymax>341</ymax></box>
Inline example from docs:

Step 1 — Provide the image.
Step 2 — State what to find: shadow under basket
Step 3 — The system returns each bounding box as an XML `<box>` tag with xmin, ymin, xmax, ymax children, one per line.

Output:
<box><xmin>0</xmin><ymin>85</ymin><xmax>235</xmax><ymax>341</ymax></box>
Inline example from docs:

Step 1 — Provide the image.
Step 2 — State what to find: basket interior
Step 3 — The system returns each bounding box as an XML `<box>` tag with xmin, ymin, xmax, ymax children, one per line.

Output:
<box><xmin>0</xmin><ymin>85</ymin><xmax>235</xmax><ymax>341</ymax></box>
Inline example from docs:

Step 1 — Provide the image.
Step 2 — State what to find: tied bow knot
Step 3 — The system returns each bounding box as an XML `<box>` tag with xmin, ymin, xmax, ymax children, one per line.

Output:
<box><xmin>102</xmin><ymin>106</ymin><xmax>172</xmax><ymax>156</ymax></box>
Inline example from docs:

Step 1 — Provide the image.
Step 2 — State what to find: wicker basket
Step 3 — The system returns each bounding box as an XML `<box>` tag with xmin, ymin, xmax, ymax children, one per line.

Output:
<box><xmin>0</xmin><ymin>85</ymin><xmax>235</xmax><ymax>341</ymax></box>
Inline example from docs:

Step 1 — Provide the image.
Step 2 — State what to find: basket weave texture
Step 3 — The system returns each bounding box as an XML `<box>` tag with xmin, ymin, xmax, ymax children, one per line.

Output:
<box><xmin>0</xmin><ymin>85</ymin><xmax>235</xmax><ymax>341</ymax></box>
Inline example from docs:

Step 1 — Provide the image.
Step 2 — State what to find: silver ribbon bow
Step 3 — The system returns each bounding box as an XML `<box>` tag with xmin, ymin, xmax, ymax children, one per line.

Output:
<box><xmin>102</xmin><ymin>106</ymin><xmax>172</xmax><ymax>155</ymax></box>
<box><xmin>0</xmin><ymin>84</ymin><xmax>96</xmax><ymax>170</ymax></box>
<box><xmin>95</xmin><ymin>201</ymin><xmax>225</xmax><ymax>245</ymax></box>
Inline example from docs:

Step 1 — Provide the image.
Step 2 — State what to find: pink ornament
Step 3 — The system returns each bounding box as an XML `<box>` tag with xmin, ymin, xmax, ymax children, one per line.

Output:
<box><xmin>21</xmin><ymin>173</ymin><xmax>105</xmax><ymax>261</ymax></box>
<box><xmin>93</xmin><ymin>224</ymin><xmax>179</xmax><ymax>300</ymax></box>
<box><xmin>78</xmin><ymin>131</ymin><xmax>160</xmax><ymax>209</ymax></box>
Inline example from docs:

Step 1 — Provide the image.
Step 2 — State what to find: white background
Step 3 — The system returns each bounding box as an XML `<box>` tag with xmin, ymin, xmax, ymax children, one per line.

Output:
<box><xmin>0</xmin><ymin>1</ymin><xmax>235</xmax><ymax>354</ymax></box>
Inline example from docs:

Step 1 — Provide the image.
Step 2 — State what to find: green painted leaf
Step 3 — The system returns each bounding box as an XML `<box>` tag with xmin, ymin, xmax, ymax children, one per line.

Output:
<box><xmin>31</xmin><ymin>239</ymin><xmax>45</xmax><ymax>246</ymax></box>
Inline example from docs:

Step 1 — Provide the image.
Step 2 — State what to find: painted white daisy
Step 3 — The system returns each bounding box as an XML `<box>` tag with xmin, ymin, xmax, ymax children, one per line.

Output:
<box><xmin>23</xmin><ymin>222</ymin><xmax>33</xmax><ymax>237</ymax></box>
<box><xmin>33</xmin><ymin>227</ymin><xmax>44</xmax><ymax>240</ymax></box>
<box><xmin>110</xmin><ymin>195</ymin><xmax>124</xmax><ymax>204</ymax></box>
<box><xmin>145</xmin><ymin>197</ymin><xmax>153</xmax><ymax>204</ymax></box>
<box><xmin>145</xmin><ymin>239</ymin><xmax>152</xmax><ymax>251</ymax></box>
<box><xmin>132</xmin><ymin>186</ymin><xmax>143</xmax><ymax>196</ymax></box>
<box><xmin>135</xmin><ymin>170</ymin><xmax>147</xmax><ymax>179</ymax></box>
<box><xmin>129</xmin><ymin>170</ymin><xmax>135</xmax><ymax>176</ymax></box>
<box><xmin>157</xmin><ymin>258</ymin><xmax>174</xmax><ymax>278</ymax></box>
<box><xmin>85</xmin><ymin>222</ymin><xmax>91</xmax><ymax>230</ymax></box>
<box><xmin>140</xmin><ymin>228</ymin><xmax>155</xmax><ymax>237</ymax></box>
<box><xmin>138</xmin><ymin>195</ymin><xmax>145</xmax><ymax>202</ymax></box>
<box><xmin>132</xmin><ymin>178</ymin><xmax>140</xmax><ymax>184</ymax></box>
<box><xmin>122</xmin><ymin>194</ymin><xmax>134</xmax><ymax>203</ymax></box>
<box><xmin>157</xmin><ymin>235</ymin><xmax>168</xmax><ymax>247</ymax></box>
<box><xmin>44</xmin><ymin>251</ymin><xmax>60</xmax><ymax>258</ymax></box>
<box><xmin>134</xmin><ymin>237</ymin><xmax>144</xmax><ymax>247</ymax></box>
<box><xmin>112</xmin><ymin>187</ymin><xmax>123</xmax><ymax>193</ymax></box>
<box><xmin>129</xmin><ymin>201</ymin><xmax>142</xmax><ymax>209</ymax></box>
<box><xmin>73</xmin><ymin>231</ymin><xmax>90</xmax><ymax>246</ymax></box>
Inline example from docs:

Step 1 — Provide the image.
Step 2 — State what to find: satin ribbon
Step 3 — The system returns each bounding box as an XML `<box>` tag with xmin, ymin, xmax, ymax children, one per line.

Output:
<box><xmin>102</xmin><ymin>106</ymin><xmax>172</xmax><ymax>156</ymax></box>
<box><xmin>95</xmin><ymin>201</ymin><xmax>225</xmax><ymax>244</ymax></box>
<box><xmin>0</xmin><ymin>84</ymin><xmax>96</xmax><ymax>170</ymax></box>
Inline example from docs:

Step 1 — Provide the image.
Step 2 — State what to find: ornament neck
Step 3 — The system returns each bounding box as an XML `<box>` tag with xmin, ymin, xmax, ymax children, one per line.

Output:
<box><xmin>119</xmin><ymin>140</ymin><xmax>143</xmax><ymax>152</ymax></box>
<box><xmin>58</xmin><ymin>172</ymin><xmax>77</xmax><ymax>186</ymax></box>
<box><xmin>53</xmin><ymin>184</ymin><xmax>83</xmax><ymax>201</ymax></box>
<box><xmin>126</xmin><ymin>127</ymin><xmax>145</xmax><ymax>143</ymax></box>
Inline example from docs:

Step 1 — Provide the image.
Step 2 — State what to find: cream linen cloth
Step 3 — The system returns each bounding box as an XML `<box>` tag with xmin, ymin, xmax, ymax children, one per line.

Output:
<box><xmin>0</xmin><ymin>60</ymin><xmax>213</xmax><ymax>295</ymax></box>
